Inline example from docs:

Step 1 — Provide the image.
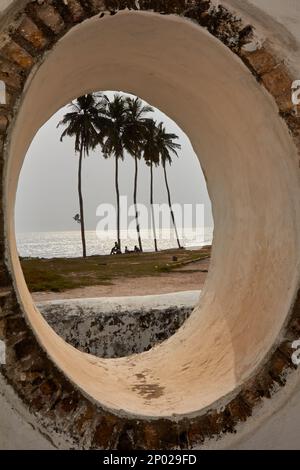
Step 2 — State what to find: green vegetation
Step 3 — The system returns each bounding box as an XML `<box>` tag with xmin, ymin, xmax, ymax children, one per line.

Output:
<box><xmin>20</xmin><ymin>247</ymin><xmax>211</xmax><ymax>293</ymax></box>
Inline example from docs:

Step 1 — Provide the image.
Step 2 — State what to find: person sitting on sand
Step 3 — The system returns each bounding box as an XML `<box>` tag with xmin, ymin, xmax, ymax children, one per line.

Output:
<box><xmin>110</xmin><ymin>242</ymin><xmax>121</xmax><ymax>255</ymax></box>
<box><xmin>125</xmin><ymin>246</ymin><xmax>130</xmax><ymax>254</ymax></box>
<box><xmin>134</xmin><ymin>245</ymin><xmax>141</xmax><ymax>253</ymax></box>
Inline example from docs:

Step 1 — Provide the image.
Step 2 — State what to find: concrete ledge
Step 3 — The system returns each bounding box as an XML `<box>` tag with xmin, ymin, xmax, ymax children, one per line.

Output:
<box><xmin>38</xmin><ymin>291</ymin><xmax>200</xmax><ymax>358</ymax></box>
<box><xmin>38</xmin><ymin>290</ymin><xmax>201</xmax><ymax>314</ymax></box>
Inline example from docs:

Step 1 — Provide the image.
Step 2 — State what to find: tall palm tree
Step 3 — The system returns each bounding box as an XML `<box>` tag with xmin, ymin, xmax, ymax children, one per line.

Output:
<box><xmin>98</xmin><ymin>94</ymin><xmax>129</xmax><ymax>251</ymax></box>
<box><xmin>156</xmin><ymin>122</ymin><xmax>182</xmax><ymax>249</ymax></box>
<box><xmin>58</xmin><ymin>94</ymin><xmax>100</xmax><ymax>258</ymax></box>
<box><xmin>124</xmin><ymin>97</ymin><xmax>154</xmax><ymax>252</ymax></box>
<box><xmin>143</xmin><ymin>120</ymin><xmax>160</xmax><ymax>252</ymax></box>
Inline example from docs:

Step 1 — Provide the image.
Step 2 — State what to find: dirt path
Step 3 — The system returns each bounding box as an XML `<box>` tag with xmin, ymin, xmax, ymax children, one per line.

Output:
<box><xmin>33</xmin><ymin>258</ymin><xmax>210</xmax><ymax>301</ymax></box>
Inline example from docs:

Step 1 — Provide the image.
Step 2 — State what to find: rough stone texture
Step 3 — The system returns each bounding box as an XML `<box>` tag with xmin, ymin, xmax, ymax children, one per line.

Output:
<box><xmin>0</xmin><ymin>0</ymin><xmax>300</xmax><ymax>450</ymax></box>
<box><xmin>62</xmin><ymin>0</ymin><xmax>85</xmax><ymax>23</ymax></box>
<box><xmin>0</xmin><ymin>35</ymin><xmax>34</xmax><ymax>70</ymax></box>
<box><xmin>261</xmin><ymin>64</ymin><xmax>293</xmax><ymax>112</ymax></box>
<box><xmin>15</xmin><ymin>15</ymin><xmax>49</xmax><ymax>52</ymax></box>
<box><xmin>241</xmin><ymin>46</ymin><xmax>279</xmax><ymax>76</ymax></box>
<box><xmin>27</xmin><ymin>3</ymin><xmax>65</xmax><ymax>35</ymax></box>
<box><xmin>39</xmin><ymin>301</ymin><xmax>193</xmax><ymax>358</ymax></box>
<box><xmin>0</xmin><ymin>57</ymin><xmax>25</xmax><ymax>91</ymax></box>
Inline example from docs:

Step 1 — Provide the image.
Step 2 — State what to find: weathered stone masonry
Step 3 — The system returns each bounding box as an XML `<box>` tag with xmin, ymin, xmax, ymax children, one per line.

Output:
<box><xmin>39</xmin><ymin>301</ymin><xmax>193</xmax><ymax>358</ymax></box>
<box><xmin>1</xmin><ymin>0</ymin><xmax>300</xmax><ymax>449</ymax></box>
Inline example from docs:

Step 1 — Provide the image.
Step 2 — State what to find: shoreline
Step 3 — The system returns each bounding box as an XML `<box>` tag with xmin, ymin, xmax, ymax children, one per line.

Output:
<box><xmin>19</xmin><ymin>244</ymin><xmax>211</xmax><ymax>261</ymax></box>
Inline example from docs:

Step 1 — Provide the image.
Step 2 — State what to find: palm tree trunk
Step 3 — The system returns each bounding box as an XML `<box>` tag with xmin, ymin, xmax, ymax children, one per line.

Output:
<box><xmin>78</xmin><ymin>142</ymin><xmax>87</xmax><ymax>258</ymax></box>
<box><xmin>115</xmin><ymin>155</ymin><xmax>121</xmax><ymax>251</ymax></box>
<box><xmin>134</xmin><ymin>155</ymin><xmax>143</xmax><ymax>252</ymax></box>
<box><xmin>163</xmin><ymin>162</ymin><xmax>182</xmax><ymax>249</ymax></box>
<box><xmin>150</xmin><ymin>160</ymin><xmax>158</xmax><ymax>252</ymax></box>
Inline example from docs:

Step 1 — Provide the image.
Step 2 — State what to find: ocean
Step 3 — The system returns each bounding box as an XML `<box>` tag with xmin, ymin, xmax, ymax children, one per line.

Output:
<box><xmin>17</xmin><ymin>228</ymin><xmax>214</xmax><ymax>259</ymax></box>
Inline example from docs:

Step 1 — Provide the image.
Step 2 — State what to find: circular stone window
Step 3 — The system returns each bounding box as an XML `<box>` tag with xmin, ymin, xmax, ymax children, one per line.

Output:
<box><xmin>1</xmin><ymin>1</ymin><xmax>300</xmax><ymax>450</ymax></box>
<box><xmin>15</xmin><ymin>89</ymin><xmax>213</xmax><ymax>359</ymax></box>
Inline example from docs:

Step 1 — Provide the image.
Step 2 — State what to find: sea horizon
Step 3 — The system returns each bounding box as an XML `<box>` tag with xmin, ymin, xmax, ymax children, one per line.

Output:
<box><xmin>17</xmin><ymin>227</ymin><xmax>214</xmax><ymax>259</ymax></box>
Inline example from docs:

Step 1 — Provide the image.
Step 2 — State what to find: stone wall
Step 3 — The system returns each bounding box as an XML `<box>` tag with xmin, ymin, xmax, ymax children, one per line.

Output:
<box><xmin>38</xmin><ymin>295</ymin><xmax>195</xmax><ymax>358</ymax></box>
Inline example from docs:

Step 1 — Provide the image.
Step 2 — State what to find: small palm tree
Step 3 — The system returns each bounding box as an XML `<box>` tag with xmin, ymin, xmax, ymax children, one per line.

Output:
<box><xmin>58</xmin><ymin>94</ymin><xmax>100</xmax><ymax>258</ymax></box>
<box><xmin>124</xmin><ymin>97</ymin><xmax>154</xmax><ymax>252</ymax></box>
<box><xmin>156</xmin><ymin>122</ymin><xmax>182</xmax><ymax>249</ymax></box>
<box><xmin>143</xmin><ymin>120</ymin><xmax>160</xmax><ymax>252</ymax></box>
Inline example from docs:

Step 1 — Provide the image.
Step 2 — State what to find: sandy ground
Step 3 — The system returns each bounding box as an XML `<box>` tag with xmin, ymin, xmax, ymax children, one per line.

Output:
<box><xmin>33</xmin><ymin>258</ymin><xmax>209</xmax><ymax>301</ymax></box>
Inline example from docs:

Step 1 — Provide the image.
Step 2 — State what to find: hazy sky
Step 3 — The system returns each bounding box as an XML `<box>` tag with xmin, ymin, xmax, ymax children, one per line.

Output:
<box><xmin>15</xmin><ymin>92</ymin><xmax>213</xmax><ymax>234</ymax></box>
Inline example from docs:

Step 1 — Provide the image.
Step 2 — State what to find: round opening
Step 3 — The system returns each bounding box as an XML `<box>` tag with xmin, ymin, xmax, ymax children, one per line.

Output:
<box><xmin>16</xmin><ymin>90</ymin><xmax>213</xmax><ymax>358</ymax></box>
<box><xmin>5</xmin><ymin>11</ymin><xmax>300</xmax><ymax>418</ymax></box>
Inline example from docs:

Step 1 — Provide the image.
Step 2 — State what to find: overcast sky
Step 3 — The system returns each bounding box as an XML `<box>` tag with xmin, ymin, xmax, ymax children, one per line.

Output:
<box><xmin>15</xmin><ymin>92</ymin><xmax>213</xmax><ymax>234</ymax></box>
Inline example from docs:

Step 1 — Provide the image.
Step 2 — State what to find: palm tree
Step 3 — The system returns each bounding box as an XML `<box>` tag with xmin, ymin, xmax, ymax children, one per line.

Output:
<box><xmin>156</xmin><ymin>122</ymin><xmax>182</xmax><ymax>249</ymax></box>
<box><xmin>98</xmin><ymin>94</ymin><xmax>129</xmax><ymax>251</ymax></box>
<box><xmin>58</xmin><ymin>94</ymin><xmax>100</xmax><ymax>258</ymax></box>
<box><xmin>124</xmin><ymin>97</ymin><xmax>154</xmax><ymax>252</ymax></box>
<box><xmin>143</xmin><ymin>120</ymin><xmax>160</xmax><ymax>252</ymax></box>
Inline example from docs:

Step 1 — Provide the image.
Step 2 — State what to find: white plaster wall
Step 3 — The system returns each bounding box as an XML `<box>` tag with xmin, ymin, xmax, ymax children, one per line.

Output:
<box><xmin>0</xmin><ymin>0</ymin><xmax>12</xmax><ymax>12</ymax></box>
<box><xmin>0</xmin><ymin>376</ymin><xmax>55</xmax><ymax>449</ymax></box>
<box><xmin>224</xmin><ymin>0</ymin><xmax>300</xmax><ymax>74</ymax></box>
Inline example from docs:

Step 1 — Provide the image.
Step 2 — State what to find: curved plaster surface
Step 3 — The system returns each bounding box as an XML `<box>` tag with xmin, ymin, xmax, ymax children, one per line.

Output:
<box><xmin>5</xmin><ymin>10</ymin><xmax>300</xmax><ymax>419</ymax></box>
